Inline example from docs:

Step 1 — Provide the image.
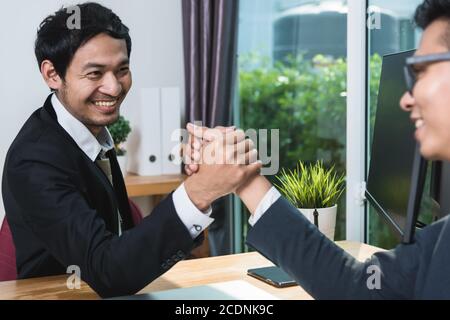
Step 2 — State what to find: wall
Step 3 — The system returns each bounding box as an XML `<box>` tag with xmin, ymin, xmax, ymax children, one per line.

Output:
<box><xmin>0</xmin><ymin>0</ymin><xmax>185</xmax><ymax>223</ymax></box>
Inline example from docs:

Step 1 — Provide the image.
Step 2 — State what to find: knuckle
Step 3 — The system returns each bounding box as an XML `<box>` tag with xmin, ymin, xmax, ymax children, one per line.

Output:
<box><xmin>237</xmin><ymin>130</ymin><xmax>245</xmax><ymax>140</ymax></box>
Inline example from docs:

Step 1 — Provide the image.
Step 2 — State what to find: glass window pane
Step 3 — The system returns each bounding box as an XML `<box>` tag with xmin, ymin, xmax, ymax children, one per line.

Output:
<box><xmin>237</xmin><ymin>0</ymin><xmax>348</xmax><ymax>250</ymax></box>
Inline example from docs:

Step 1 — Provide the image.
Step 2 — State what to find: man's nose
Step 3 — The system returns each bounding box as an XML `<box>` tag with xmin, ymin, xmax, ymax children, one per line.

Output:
<box><xmin>100</xmin><ymin>72</ymin><xmax>122</xmax><ymax>97</ymax></box>
<box><xmin>400</xmin><ymin>91</ymin><xmax>415</xmax><ymax>112</ymax></box>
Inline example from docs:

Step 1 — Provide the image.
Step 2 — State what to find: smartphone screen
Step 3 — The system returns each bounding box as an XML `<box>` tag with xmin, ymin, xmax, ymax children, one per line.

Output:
<box><xmin>247</xmin><ymin>266</ymin><xmax>297</xmax><ymax>288</ymax></box>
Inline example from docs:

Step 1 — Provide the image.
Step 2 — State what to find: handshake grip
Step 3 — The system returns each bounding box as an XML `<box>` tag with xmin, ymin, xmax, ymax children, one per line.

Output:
<box><xmin>182</xmin><ymin>123</ymin><xmax>263</xmax><ymax>211</ymax></box>
<box><xmin>183</xmin><ymin>123</ymin><xmax>260</xmax><ymax>169</ymax></box>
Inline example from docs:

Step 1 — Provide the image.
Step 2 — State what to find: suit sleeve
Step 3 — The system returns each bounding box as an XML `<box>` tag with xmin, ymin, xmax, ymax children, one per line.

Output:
<box><xmin>6</xmin><ymin>155</ymin><xmax>199</xmax><ymax>298</ymax></box>
<box><xmin>246</xmin><ymin>197</ymin><xmax>439</xmax><ymax>299</ymax></box>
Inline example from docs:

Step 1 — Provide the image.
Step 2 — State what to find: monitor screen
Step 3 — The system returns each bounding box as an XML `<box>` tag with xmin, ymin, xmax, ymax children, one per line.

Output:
<box><xmin>366</xmin><ymin>50</ymin><xmax>416</xmax><ymax>235</ymax></box>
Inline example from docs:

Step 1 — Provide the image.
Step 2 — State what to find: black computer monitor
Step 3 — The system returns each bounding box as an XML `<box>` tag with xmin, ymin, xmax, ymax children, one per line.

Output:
<box><xmin>366</xmin><ymin>50</ymin><xmax>427</xmax><ymax>244</ymax></box>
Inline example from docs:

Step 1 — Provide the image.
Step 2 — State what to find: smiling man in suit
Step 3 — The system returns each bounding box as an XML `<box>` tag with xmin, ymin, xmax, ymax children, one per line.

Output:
<box><xmin>1</xmin><ymin>2</ymin><xmax>261</xmax><ymax>298</ymax></box>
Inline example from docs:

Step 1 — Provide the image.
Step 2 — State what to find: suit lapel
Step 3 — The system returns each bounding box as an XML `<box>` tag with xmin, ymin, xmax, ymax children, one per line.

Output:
<box><xmin>40</xmin><ymin>94</ymin><xmax>132</xmax><ymax>233</ymax></box>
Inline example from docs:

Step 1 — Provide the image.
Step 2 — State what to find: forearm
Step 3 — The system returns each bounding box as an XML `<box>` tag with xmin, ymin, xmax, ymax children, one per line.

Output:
<box><xmin>246</xmin><ymin>197</ymin><xmax>373</xmax><ymax>299</ymax></box>
<box><xmin>91</xmin><ymin>197</ymin><xmax>195</xmax><ymax>297</ymax></box>
<box><xmin>247</xmin><ymin>197</ymin><xmax>420</xmax><ymax>299</ymax></box>
<box><xmin>236</xmin><ymin>175</ymin><xmax>272</xmax><ymax>214</ymax></box>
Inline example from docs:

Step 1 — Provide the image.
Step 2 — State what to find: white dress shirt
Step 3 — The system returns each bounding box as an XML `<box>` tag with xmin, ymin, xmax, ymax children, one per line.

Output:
<box><xmin>51</xmin><ymin>94</ymin><xmax>213</xmax><ymax>239</ymax></box>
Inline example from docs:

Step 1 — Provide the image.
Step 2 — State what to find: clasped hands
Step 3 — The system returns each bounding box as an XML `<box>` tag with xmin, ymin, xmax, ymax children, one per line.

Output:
<box><xmin>182</xmin><ymin>123</ymin><xmax>262</xmax><ymax>212</ymax></box>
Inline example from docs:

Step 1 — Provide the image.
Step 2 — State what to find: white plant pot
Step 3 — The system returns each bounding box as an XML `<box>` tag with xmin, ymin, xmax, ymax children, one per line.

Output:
<box><xmin>298</xmin><ymin>205</ymin><xmax>337</xmax><ymax>241</ymax></box>
<box><xmin>117</xmin><ymin>154</ymin><xmax>128</xmax><ymax>175</ymax></box>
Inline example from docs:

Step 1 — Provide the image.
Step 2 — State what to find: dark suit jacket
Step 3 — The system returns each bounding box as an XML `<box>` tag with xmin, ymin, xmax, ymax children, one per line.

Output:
<box><xmin>2</xmin><ymin>94</ymin><xmax>200</xmax><ymax>298</ymax></box>
<box><xmin>247</xmin><ymin>196</ymin><xmax>450</xmax><ymax>299</ymax></box>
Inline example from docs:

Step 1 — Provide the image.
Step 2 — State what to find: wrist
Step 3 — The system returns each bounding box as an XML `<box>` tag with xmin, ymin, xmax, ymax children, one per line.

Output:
<box><xmin>184</xmin><ymin>175</ymin><xmax>215</xmax><ymax>212</ymax></box>
<box><xmin>236</xmin><ymin>175</ymin><xmax>272</xmax><ymax>215</ymax></box>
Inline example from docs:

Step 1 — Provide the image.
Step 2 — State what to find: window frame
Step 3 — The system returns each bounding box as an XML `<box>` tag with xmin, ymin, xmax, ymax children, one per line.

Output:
<box><xmin>346</xmin><ymin>0</ymin><xmax>368</xmax><ymax>242</ymax></box>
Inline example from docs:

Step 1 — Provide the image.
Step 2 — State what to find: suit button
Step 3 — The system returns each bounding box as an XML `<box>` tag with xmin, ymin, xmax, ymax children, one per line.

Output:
<box><xmin>161</xmin><ymin>263</ymin><xmax>167</xmax><ymax>269</ymax></box>
<box><xmin>177</xmin><ymin>250</ymin><xmax>185</xmax><ymax>259</ymax></box>
<box><xmin>172</xmin><ymin>255</ymin><xmax>180</xmax><ymax>262</ymax></box>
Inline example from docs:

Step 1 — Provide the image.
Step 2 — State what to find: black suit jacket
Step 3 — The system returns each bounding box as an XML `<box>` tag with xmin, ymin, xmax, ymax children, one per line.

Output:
<box><xmin>247</xmin><ymin>196</ymin><xmax>450</xmax><ymax>299</ymax></box>
<box><xmin>2</xmin><ymin>95</ymin><xmax>200</xmax><ymax>298</ymax></box>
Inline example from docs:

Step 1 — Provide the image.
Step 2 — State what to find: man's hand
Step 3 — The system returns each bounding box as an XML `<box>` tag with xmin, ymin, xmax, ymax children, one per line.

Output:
<box><xmin>183</xmin><ymin>123</ymin><xmax>262</xmax><ymax>211</ymax></box>
<box><xmin>183</xmin><ymin>124</ymin><xmax>235</xmax><ymax>175</ymax></box>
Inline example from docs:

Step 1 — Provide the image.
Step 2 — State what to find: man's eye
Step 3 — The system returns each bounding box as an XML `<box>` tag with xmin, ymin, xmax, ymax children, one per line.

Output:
<box><xmin>118</xmin><ymin>67</ymin><xmax>130</xmax><ymax>75</ymax></box>
<box><xmin>87</xmin><ymin>71</ymin><xmax>102</xmax><ymax>79</ymax></box>
<box><xmin>412</xmin><ymin>64</ymin><xmax>426</xmax><ymax>76</ymax></box>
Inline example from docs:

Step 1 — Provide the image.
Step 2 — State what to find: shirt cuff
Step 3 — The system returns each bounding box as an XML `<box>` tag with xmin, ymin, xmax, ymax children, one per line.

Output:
<box><xmin>172</xmin><ymin>183</ymin><xmax>214</xmax><ymax>239</ymax></box>
<box><xmin>248</xmin><ymin>187</ymin><xmax>281</xmax><ymax>227</ymax></box>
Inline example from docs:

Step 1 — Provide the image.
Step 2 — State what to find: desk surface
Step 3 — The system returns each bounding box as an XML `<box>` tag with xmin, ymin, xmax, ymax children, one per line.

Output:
<box><xmin>0</xmin><ymin>241</ymin><xmax>383</xmax><ymax>300</ymax></box>
<box><xmin>124</xmin><ymin>174</ymin><xmax>185</xmax><ymax>197</ymax></box>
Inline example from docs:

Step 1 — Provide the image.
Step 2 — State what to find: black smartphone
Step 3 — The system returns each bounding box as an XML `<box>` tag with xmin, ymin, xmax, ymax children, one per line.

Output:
<box><xmin>247</xmin><ymin>266</ymin><xmax>297</xmax><ymax>288</ymax></box>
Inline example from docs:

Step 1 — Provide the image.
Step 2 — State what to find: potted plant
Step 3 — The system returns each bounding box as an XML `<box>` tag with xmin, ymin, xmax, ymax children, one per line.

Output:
<box><xmin>108</xmin><ymin>115</ymin><xmax>132</xmax><ymax>175</ymax></box>
<box><xmin>275</xmin><ymin>160</ymin><xmax>345</xmax><ymax>240</ymax></box>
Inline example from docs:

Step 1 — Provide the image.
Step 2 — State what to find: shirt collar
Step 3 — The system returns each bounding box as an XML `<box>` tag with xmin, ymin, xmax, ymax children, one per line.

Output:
<box><xmin>51</xmin><ymin>93</ymin><xmax>114</xmax><ymax>161</ymax></box>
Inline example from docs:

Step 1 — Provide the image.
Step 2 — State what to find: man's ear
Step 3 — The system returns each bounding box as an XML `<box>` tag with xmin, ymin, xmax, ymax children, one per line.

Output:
<box><xmin>40</xmin><ymin>60</ymin><xmax>63</xmax><ymax>91</ymax></box>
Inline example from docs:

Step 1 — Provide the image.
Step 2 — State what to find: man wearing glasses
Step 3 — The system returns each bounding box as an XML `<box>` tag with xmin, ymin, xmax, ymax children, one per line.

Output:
<box><xmin>186</xmin><ymin>0</ymin><xmax>450</xmax><ymax>299</ymax></box>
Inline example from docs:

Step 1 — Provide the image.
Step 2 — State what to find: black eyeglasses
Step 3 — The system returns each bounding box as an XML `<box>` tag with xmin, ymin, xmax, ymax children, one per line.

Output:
<box><xmin>404</xmin><ymin>52</ymin><xmax>450</xmax><ymax>94</ymax></box>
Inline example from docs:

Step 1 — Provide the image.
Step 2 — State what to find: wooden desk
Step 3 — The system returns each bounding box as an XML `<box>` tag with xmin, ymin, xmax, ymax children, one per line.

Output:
<box><xmin>124</xmin><ymin>174</ymin><xmax>185</xmax><ymax>198</ymax></box>
<box><xmin>0</xmin><ymin>241</ymin><xmax>383</xmax><ymax>300</ymax></box>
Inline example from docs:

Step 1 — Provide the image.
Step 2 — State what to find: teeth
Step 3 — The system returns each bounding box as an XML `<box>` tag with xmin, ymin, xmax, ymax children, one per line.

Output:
<box><xmin>415</xmin><ymin>119</ymin><xmax>424</xmax><ymax>129</ymax></box>
<box><xmin>94</xmin><ymin>100</ymin><xmax>117</xmax><ymax>107</ymax></box>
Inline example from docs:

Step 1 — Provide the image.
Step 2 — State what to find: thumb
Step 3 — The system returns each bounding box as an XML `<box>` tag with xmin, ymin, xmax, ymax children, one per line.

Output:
<box><xmin>243</xmin><ymin>161</ymin><xmax>263</xmax><ymax>180</ymax></box>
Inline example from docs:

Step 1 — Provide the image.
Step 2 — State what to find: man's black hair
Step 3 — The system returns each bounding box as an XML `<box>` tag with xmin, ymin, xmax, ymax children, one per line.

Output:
<box><xmin>35</xmin><ymin>2</ymin><xmax>131</xmax><ymax>80</ymax></box>
<box><xmin>415</xmin><ymin>0</ymin><xmax>450</xmax><ymax>29</ymax></box>
<box><xmin>414</xmin><ymin>0</ymin><xmax>450</xmax><ymax>50</ymax></box>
